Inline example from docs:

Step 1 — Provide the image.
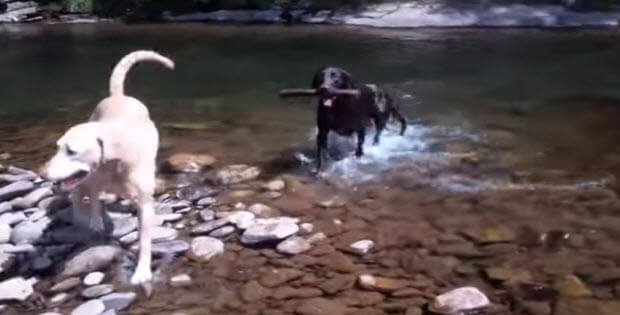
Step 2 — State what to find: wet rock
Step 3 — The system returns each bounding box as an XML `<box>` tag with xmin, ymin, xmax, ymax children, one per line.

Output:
<box><xmin>176</xmin><ymin>185</ymin><xmax>217</xmax><ymax>202</ymax></box>
<box><xmin>119</xmin><ymin>232</ymin><xmax>138</xmax><ymax>245</ymax></box>
<box><xmin>188</xmin><ymin>236</ymin><xmax>224</xmax><ymax>262</ymax></box>
<box><xmin>319</xmin><ymin>252</ymin><xmax>357</xmax><ymax>273</ymax></box>
<box><xmin>277</xmin><ymin>236</ymin><xmax>312</xmax><ymax>255</ymax></box>
<box><xmin>199</xmin><ymin>209</ymin><xmax>215</xmax><ymax>221</ymax></box>
<box><xmin>0</xmin><ymin>181</ymin><xmax>34</xmax><ymax>202</ymax></box>
<box><xmin>296</xmin><ymin>297</ymin><xmax>347</xmax><ymax>315</ymax></box>
<box><xmin>227</xmin><ymin>211</ymin><xmax>255</xmax><ymax>229</ymax></box>
<box><xmin>0</xmin><ymin>212</ymin><xmax>26</xmax><ymax>226</ymax></box>
<box><xmin>485</xmin><ymin>267</ymin><xmax>532</xmax><ymax>283</ymax></box>
<box><xmin>318</xmin><ymin>274</ymin><xmax>356</xmax><ymax>294</ymax></box>
<box><xmin>338</xmin><ymin>290</ymin><xmax>385</xmax><ymax>307</ymax></box>
<box><xmin>429</xmin><ymin>287</ymin><xmax>490</xmax><ymax>315</ymax></box>
<box><xmin>405</xmin><ymin>307</ymin><xmax>423</xmax><ymax>315</ymax></box>
<box><xmin>0</xmin><ymin>202</ymin><xmax>11</xmax><ymax>214</ymax></box>
<box><xmin>61</xmin><ymin>246</ymin><xmax>122</xmax><ymax>277</ymax></box>
<box><xmin>392</xmin><ymin>288</ymin><xmax>425</xmax><ymax>297</ymax></box>
<box><xmin>248</xmin><ymin>203</ymin><xmax>278</xmax><ymax>218</ymax></box>
<box><xmin>241</xmin><ymin>220</ymin><xmax>298</xmax><ymax>244</ymax></box>
<box><xmin>300</xmin><ymin>223</ymin><xmax>314</xmax><ymax>234</ymax></box>
<box><xmin>71</xmin><ymin>299</ymin><xmax>105</xmax><ymax>315</ymax></box>
<box><xmin>272</xmin><ymin>286</ymin><xmax>322</xmax><ymax>300</ymax></box>
<box><xmin>49</xmin><ymin>292</ymin><xmax>69</xmax><ymax>306</ymax></box>
<box><xmin>11</xmin><ymin>187</ymin><xmax>52</xmax><ymax>209</ymax></box>
<box><xmin>50</xmin><ymin>277</ymin><xmax>81</xmax><ymax>293</ymax></box>
<box><xmin>11</xmin><ymin>219</ymin><xmax>49</xmax><ymax>244</ymax></box>
<box><xmin>434</xmin><ymin>242</ymin><xmax>485</xmax><ymax>258</ymax></box>
<box><xmin>0</xmin><ymin>223</ymin><xmax>10</xmax><ymax>244</ymax></box>
<box><xmin>521</xmin><ymin>301</ymin><xmax>551</xmax><ymax>315</ymax></box>
<box><xmin>554</xmin><ymin>275</ymin><xmax>592</xmax><ymax>297</ymax></box>
<box><xmin>258</xmin><ymin>268</ymin><xmax>304</xmax><ymax>287</ymax></box>
<box><xmin>584</xmin><ymin>267</ymin><xmax>620</xmax><ymax>284</ymax></box>
<box><xmin>191</xmin><ymin>218</ymin><xmax>230</xmax><ymax>235</ymax></box>
<box><xmin>170</xmin><ymin>274</ymin><xmax>192</xmax><ymax>287</ymax></box>
<box><xmin>33</xmin><ymin>255</ymin><xmax>52</xmax><ymax>271</ymax></box>
<box><xmin>464</xmin><ymin>225</ymin><xmax>515</xmax><ymax>244</ymax></box>
<box><xmin>100</xmin><ymin>292</ymin><xmax>136</xmax><ymax>312</ymax></box>
<box><xmin>162</xmin><ymin>153</ymin><xmax>217</xmax><ymax>173</ymax></box>
<box><xmin>27</xmin><ymin>209</ymin><xmax>46</xmax><ymax>222</ymax></box>
<box><xmin>152</xmin><ymin>240</ymin><xmax>189</xmax><ymax>256</ymax></box>
<box><xmin>555</xmin><ymin>298</ymin><xmax>620</xmax><ymax>315</ymax></box>
<box><xmin>151</xmin><ymin>227</ymin><xmax>179</xmax><ymax>242</ymax></box>
<box><xmin>215</xmin><ymin>164</ymin><xmax>260</xmax><ymax>185</ymax></box>
<box><xmin>241</xmin><ymin>280</ymin><xmax>271</xmax><ymax>302</ymax></box>
<box><xmin>307</xmin><ymin>232</ymin><xmax>328</xmax><ymax>244</ymax></box>
<box><xmin>82</xmin><ymin>284</ymin><xmax>114</xmax><ymax>298</ymax></box>
<box><xmin>209</xmin><ymin>226</ymin><xmax>236</xmax><ymax>238</ymax></box>
<box><xmin>349</xmin><ymin>240</ymin><xmax>374</xmax><ymax>256</ymax></box>
<box><xmin>0</xmin><ymin>253</ymin><xmax>14</xmax><ymax>275</ymax></box>
<box><xmin>159</xmin><ymin>213</ymin><xmax>183</xmax><ymax>223</ymax></box>
<box><xmin>0</xmin><ymin>277</ymin><xmax>33</xmax><ymax>301</ymax></box>
<box><xmin>83</xmin><ymin>272</ymin><xmax>105</xmax><ymax>286</ymax></box>
<box><xmin>111</xmin><ymin>217</ymin><xmax>137</xmax><ymax>238</ymax></box>
<box><xmin>263</xmin><ymin>179</ymin><xmax>285</xmax><ymax>191</ymax></box>
<box><xmin>358</xmin><ymin>275</ymin><xmax>410</xmax><ymax>293</ymax></box>
<box><xmin>197</xmin><ymin>197</ymin><xmax>216</xmax><ymax>207</ymax></box>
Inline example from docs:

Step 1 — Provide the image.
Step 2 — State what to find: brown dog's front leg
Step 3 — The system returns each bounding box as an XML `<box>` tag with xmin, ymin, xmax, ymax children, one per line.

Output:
<box><xmin>356</xmin><ymin>129</ymin><xmax>366</xmax><ymax>157</ymax></box>
<box><xmin>316</xmin><ymin>130</ymin><xmax>328</xmax><ymax>171</ymax></box>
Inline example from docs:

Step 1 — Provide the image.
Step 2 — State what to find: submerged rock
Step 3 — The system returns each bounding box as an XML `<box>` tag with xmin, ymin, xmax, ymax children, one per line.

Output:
<box><xmin>162</xmin><ymin>153</ymin><xmax>217</xmax><ymax>173</ymax></box>
<box><xmin>263</xmin><ymin>179</ymin><xmax>285</xmax><ymax>191</ymax></box>
<box><xmin>358</xmin><ymin>274</ymin><xmax>409</xmax><ymax>293</ymax></box>
<box><xmin>188</xmin><ymin>236</ymin><xmax>224</xmax><ymax>262</ymax></box>
<box><xmin>100</xmin><ymin>292</ymin><xmax>136</xmax><ymax>312</ymax></box>
<box><xmin>240</xmin><ymin>280</ymin><xmax>271</xmax><ymax>302</ymax></box>
<box><xmin>0</xmin><ymin>223</ymin><xmax>10</xmax><ymax>244</ymax></box>
<box><xmin>61</xmin><ymin>246</ymin><xmax>122</xmax><ymax>277</ymax></box>
<box><xmin>277</xmin><ymin>236</ymin><xmax>311</xmax><ymax>255</ymax></box>
<box><xmin>241</xmin><ymin>220</ymin><xmax>299</xmax><ymax>244</ymax></box>
<box><xmin>152</xmin><ymin>240</ymin><xmax>189</xmax><ymax>256</ymax></box>
<box><xmin>296</xmin><ymin>297</ymin><xmax>347</xmax><ymax>315</ymax></box>
<box><xmin>215</xmin><ymin>164</ymin><xmax>260</xmax><ymax>185</ymax></box>
<box><xmin>429</xmin><ymin>287</ymin><xmax>490</xmax><ymax>315</ymax></box>
<box><xmin>227</xmin><ymin>211</ymin><xmax>255</xmax><ymax>229</ymax></box>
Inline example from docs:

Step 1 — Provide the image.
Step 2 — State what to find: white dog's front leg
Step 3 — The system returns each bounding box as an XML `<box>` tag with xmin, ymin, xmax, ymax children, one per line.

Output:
<box><xmin>131</xmin><ymin>198</ymin><xmax>154</xmax><ymax>285</ymax></box>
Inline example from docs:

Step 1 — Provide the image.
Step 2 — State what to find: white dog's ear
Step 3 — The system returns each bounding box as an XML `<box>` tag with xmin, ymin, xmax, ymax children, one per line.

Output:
<box><xmin>96</xmin><ymin>137</ymin><xmax>104</xmax><ymax>165</ymax></box>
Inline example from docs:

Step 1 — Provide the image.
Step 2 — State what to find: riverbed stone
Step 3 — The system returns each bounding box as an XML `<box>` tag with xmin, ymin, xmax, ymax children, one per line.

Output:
<box><xmin>50</xmin><ymin>277</ymin><xmax>81</xmax><ymax>293</ymax></box>
<box><xmin>83</xmin><ymin>272</ymin><xmax>105</xmax><ymax>286</ymax></box>
<box><xmin>152</xmin><ymin>240</ymin><xmax>189</xmax><ymax>256</ymax></box>
<box><xmin>296</xmin><ymin>297</ymin><xmax>347</xmax><ymax>315</ymax></box>
<box><xmin>241</xmin><ymin>220</ymin><xmax>299</xmax><ymax>244</ymax></box>
<box><xmin>227</xmin><ymin>211</ymin><xmax>255</xmax><ymax>229</ymax></box>
<box><xmin>188</xmin><ymin>236</ymin><xmax>224</xmax><ymax>262</ymax></box>
<box><xmin>277</xmin><ymin>236</ymin><xmax>312</xmax><ymax>255</ymax></box>
<box><xmin>319</xmin><ymin>252</ymin><xmax>357</xmax><ymax>273</ymax></box>
<box><xmin>163</xmin><ymin>153</ymin><xmax>217</xmax><ymax>173</ymax></box>
<box><xmin>555</xmin><ymin>298</ymin><xmax>620</xmax><ymax>315</ymax></box>
<box><xmin>71</xmin><ymin>299</ymin><xmax>105</xmax><ymax>315</ymax></box>
<box><xmin>258</xmin><ymin>268</ymin><xmax>304</xmax><ymax>287</ymax></box>
<box><xmin>199</xmin><ymin>209</ymin><xmax>215</xmax><ymax>221</ymax></box>
<box><xmin>263</xmin><ymin>179</ymin><xmax>285</xmax><ymax>191</ymax></box>
<box><xmin>191</xmin><ymin>218</ymin><xmax>229</xmax><ymax>235</ymax></box>
<box><xmin>0</xmin><ymin>202</ymin><xmax>11</xmax><ymax>214</ymax></box>
<box><xmin>61</xmin><ymin>246</ymin><xmax>122</xmax><ymax>277</ymax></box>
<box><xmin>11</xmin><ymin>187</ymin><xmax>52</xmax><ymax>209</ymax></box>
<box><xmin>0</xmin><ymin>212</ymin><xmax>26</xmax><ymax>226</ymax></box>
<box><xmin>215</xmin><ymin>164</ymin><xmax>260</xmax><ymax>185</ymax></box>
<box><xmin>429</xmin><ymin>287</ymin><xmax>490</xmax><ymax>315</ymax></box>
<box><xmin>0</xmin><ymin>223</ymin><xmax>10</xmax><ymax>244</ymax></box>
<box><xmin>248</xmin><ymin>203</ymin><xmax>279</xmax><ymax>218</ymax></box>
<box><xmin>464</xmin><ymin>225</ymin><xmax>515</xmax><ymax>244</ymax></box>
<box><xmin>100</xmin><ymin>292</ymin><xmax>137</xmax><ymax>312</ymax></box>
<box><xmin>485</xmin><ymin>267</ymin><xmax>532</xmax><ymax>283</ymax></box>
<box><xmin>0</xmin><ymin>277</ymin><xmax>33</xmax><ymax>301</ymax></box>
<box><xmin>170</xmin><ymin>274</ymin><xmax>192</xmax><ymax>287</ymax></box>
<box><xmin>0</xmin><ymin>181</ymin><xmax>34</xmax><ymax>202</ymax></box>
<box><xmin>111</xmin><ymin>217</ymin><xmax>137</xmax><ymax>238</ymax></box>
<box><xmin>358</xmin><ymin>275</ymin><xmax>410</xmax><ymax>293</ymax></box>
<box><xmin>82</xmin><ymin>284</ymin><xmax>114</xmax><ymax>298</ymax></box>
<box><xmin>209</xmin><ymin>226</ymin><xmax>236</xmax><ymax>238</ymax></box>
<box><xmin>49</xmin><ymin>292</ymin><xmax>69</xmax><ymax>306</ymax></box>
<box><xmin>176</xmin><ymin>185</ymin><xmax>217</xmax><ymax>202</ymax></box>
<box><xmin>318</xmin><ymin>274</ymin><xmax>356</xmax><ymax>294</ymax></box>
<box><xmin>554</xmin><ymin>275</ymin><xmax>592</xmax><ymax>297</ymax></box>
<box><xmin>349</xmin><ymin>240</ymin><xmax>374</xmax><ymax>256</ymax></box>
<box><xmin>11</xmin><ymin>219</ymin><xmax>48</xmax><ymax>244</ymax></box>
<box><xmin>152</xmin><ymin>227</ymin><xmax>178</xmax><ymax>242</ymax></box>
<box><xmin>241</xmin><ymin>280</ymin><xmax>271</xmax><ymax>302</ymax></box>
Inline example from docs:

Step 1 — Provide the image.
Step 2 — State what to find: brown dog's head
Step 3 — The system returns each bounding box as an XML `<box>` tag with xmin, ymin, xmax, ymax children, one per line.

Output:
<box><xmin>312</xmin><ymin>67</ymin><xmax>355</xmax><ymax>107</ymax></box>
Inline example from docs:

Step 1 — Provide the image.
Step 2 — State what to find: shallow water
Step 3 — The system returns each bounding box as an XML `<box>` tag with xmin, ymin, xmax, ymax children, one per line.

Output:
<box><xmin>2</xmin><ymin>23</ymin><xmax>620</xmax><ymax>315</ymax></box>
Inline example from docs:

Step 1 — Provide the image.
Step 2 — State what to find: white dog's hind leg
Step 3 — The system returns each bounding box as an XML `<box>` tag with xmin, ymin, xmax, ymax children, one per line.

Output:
<box><xmin>128</xmin><ymin>171</ymin><xmax>155</xmax><ymax>285</ymax></box>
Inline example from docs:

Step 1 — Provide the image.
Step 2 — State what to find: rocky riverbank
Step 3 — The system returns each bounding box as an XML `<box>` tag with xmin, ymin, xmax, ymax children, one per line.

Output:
<box><xmin>0</xmin><ymin>149</ymin><xmax>619</xmax><ymax>315</ymax></box>
<box><xmin>2</xmin><ymin>0</ymin><xmax>620</xmax><ymax>27</ymax></box>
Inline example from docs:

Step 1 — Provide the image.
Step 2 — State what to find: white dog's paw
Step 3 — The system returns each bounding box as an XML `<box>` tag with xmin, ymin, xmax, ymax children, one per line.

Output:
<box><xmin>130</xmin><ymin>266</ymin><xmax>152</xmax><ymax>285</ymax></box>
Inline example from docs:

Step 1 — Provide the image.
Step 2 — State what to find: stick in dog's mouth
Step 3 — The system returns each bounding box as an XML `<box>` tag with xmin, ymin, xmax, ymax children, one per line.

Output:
<box><xmin>57</xmin><ymin>170</ymin><xmax>89</xmax><ymax>191</ymax></box>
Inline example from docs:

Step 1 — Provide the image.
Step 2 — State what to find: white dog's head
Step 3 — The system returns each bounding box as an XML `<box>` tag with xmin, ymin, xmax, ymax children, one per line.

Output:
<box><xmin>41</xmin><ymin>122</ymin><xmax>104</xmax><ymax>192</ymax></box>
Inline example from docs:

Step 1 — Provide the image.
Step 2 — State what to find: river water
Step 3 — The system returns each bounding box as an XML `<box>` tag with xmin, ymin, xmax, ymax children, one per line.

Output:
<box><xmin>2</xmin><ymin>23</ymin><xmax>620</xmax><ymax>314</ymax></box>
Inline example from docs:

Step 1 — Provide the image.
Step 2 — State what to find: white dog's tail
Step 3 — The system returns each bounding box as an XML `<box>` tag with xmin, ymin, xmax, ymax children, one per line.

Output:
<box><xmin>109</xmin><ymin>50</ymin><xmax>175</xmax><ymax>96</ymax></box>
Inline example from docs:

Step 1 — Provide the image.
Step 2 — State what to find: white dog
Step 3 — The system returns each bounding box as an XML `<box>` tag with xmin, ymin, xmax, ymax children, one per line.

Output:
<box><xmin>41</xmin><ymin>50</ymin><xmax>174</xmax><ymax>285</ymax></box>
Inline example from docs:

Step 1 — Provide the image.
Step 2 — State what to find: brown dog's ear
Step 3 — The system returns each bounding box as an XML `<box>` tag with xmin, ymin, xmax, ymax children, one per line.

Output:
<box><xmin>96</xmin><ymin>137</ymin><xmax>104</xmax><ymax>165</ymax></box>
<box><xmin>312</xmin><ymin>67</ymin><xmax>326</xmax><ymax>89</ymax></box>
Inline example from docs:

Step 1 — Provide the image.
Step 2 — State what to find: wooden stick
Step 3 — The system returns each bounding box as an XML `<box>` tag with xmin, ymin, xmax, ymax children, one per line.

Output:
<box><xmin>279</xmin><ymin>88</ymin><xmax>360</xmax><ymax>98</ymax></box>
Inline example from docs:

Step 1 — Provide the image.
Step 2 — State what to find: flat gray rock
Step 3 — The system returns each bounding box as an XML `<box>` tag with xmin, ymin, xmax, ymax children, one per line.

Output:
<box><xmin>82</xmin><ymin>284</ymin><xmax>114</xmax><ymax>298</ymax></box>
<box><xmin>152</xmin><ymin>227</ymin><xmax>178</xmax><ymax>242</ymax></box>
<box><xmin>276</xmin><ymin>236</ymin><xmax>311</xmax><ymax>255</ymax></box>
<box><xmin>111</xmin><ymin>217</ymin><xmax>138</xmax><ymax>238</ymax></box>
<box><xmin>189</xmin><ymin>236</ymin><xmax>224</xmax><ymax>262</ymax></box>
<box><xmin>100</xmin><ymin>292</ymin><xmax>136</xmax><ymax>312</ymax></box>
<box><xmin>215</xmin><ymin>164</ymin><xmax>260</xmax><ymax>185</ymax></box>
<box><xmin>10</xmin><ymin>217</ymin><xmax>50</xmax><ymax>244</ymax></box>
<box><xmin>241</xmin><ymin>220</ymin><xmax>299</xmax><ymax>244</ymax></box>
<box><xmin>0</xmin><ymin>223</ymin><xmax>10</xmax><ymax>244</ymax></box>
<box><xmin>71</xmin><ymin>299</ymin><xmax>105</xmax><ymax>315</ymax></box>
<box><xmin>50</xmin><ymin>277</ymin><xmax>81</xmax><ymax>293</ymax></box>
<box><xmin>11</xmin><ymin>187</ymin><xmax>52</xmax><ymax>209</ymax></box>
<box><xmin>0</xmin><ymin>181</ymin><xmax>34</xmax><ymax>202</ymax></box>
<box><xmin>0</xmin><ymin>253</ymin><xmax>15</xmax><ymax>275</ymax></box>
<box><xmin>209</xmin><ymin>226</ymin><xmax>236</xmax><ymax>238</ymax></box>
<box><xmin>0</xmin><ymin>202</ymin><xmax>11</xmax><ymax>214</ymax></box>
<box><xmin>191</xmin><ymin>218</ymin><xmax>229</xmax><ymax>235</ymax></box>
<box><xmin>0</xmin><ymin>212</ymin><xmax>26</xmax><ymax>226</ymax></box>
<box><xmin>61</xmin><ymin>246</ymin><xmax>121</xmax><ymax>277</ymax></box>
<box><xmin>197</xmin><ymin>197</ymin><xmax>216</xmax><ymax>207</ymax></box>
<box><xmin>152</xmin><ymin>240</ymin><xmax>189</xmax><ymax>256</ymax></box>
<box><xmin>199</xmin><ymin>209</ymin><xmax>215</xmax><ymax>222</ymax></box>
<box><xmin>0</xmin><ymin>277</ymin><xmax>33</xmax><ymax>301</ymax></box>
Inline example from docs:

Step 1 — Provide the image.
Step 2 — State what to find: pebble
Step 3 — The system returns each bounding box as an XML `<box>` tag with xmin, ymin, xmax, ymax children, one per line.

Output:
<box><xmin>349</xmin><ymin>240</ymin><xmax>374</xmax><ymax>256</ymax></box>
<box><xmin>82</xmin><ymin>284</ymin><xmax>114</xmax><ymax>298</ymax></box>
<box><xmin>188</xmin><ymin>236</ymin><xmax>224</xmax><ymax>262</ymax></box>
<box><xmin>0</xmin><ymin>277</ymin><xmax>33</xmax><ymax>301</ymax></box>
<box><xmin>307</xmin><ymin>232</ymin><xmax>327</xmax><ymax>244</ymax></box>
<box><xmin>263</xmin><ymin>179</ymin><xmax>285</xmax><ymax>191</ymax></box>
<box><xmin>197</xmin><ymin>197</ymin><xmax>216</xmax><ymax>207</ymax></box>
<box><xmin>241</xmin><ymin>280</ymin><xmax>271</xmax><ymax>302</ymax></box>
<box><xmin>276</xmin><ymin>236</ymin><xmax>312</xmax><ymax>255</ymax></box>
<box><xmin>209</xmin><ymin>226</ymin><xmax>236</xmax><ymax>238</ymax></box>
<box><xmin>0</xmin><ymin>223</ymin><xmax>10</xmax><ymax>244</ymax></box>
<box><xmin>299</xmin><ymin>223</ymin><xmax>314</xmax><ymax>234</ymax></box>
<box><xmin>358</xmin><ymin>274</ymin><xmax>410</xmax><ymax>293</ymax></box>
<box><xmin>248</xmin><ymin>203</ymin><xmax>278</xmax><ymax>218</ymax></box>
<box><xmin>0</xmin><ymin>181</ymin><xmax>34</xmax><ymax>202</ymax></box>
<box><xmin>226</xmin><ymin>211</ymin><xmax>255</xmax><ymax>229</ymax></box>
<box><xmin>50</xmin><ymin>277</ymin><xmax>81</xmax><ymax>293</ymax></box>
<box><xmin>159</xmin><ymin>213</ymin><xmax>183</xmax><ymax>222</ymax></box>
<box><xmin>61</xmin><ymin>246</ymin><xmax>122</xmax><ymax>277</ymax></box>
<box><xmin>152</xmin><ymin>227</ymin><xmax>179</xmax><ymax>242</ymax></box>
<box><xmin>11</xmin><ymin>187</ymin><xmax>52</xmax><ymax>209</ymax></box>
<box><xmin>199</xmin><ymin>209</ymin><xmax>215</xmax><ymax>222</ymax></box>
<box><xmin>163</xmin><ymin>153</ymin><xmax>217</xmax><ymax>173</ymax></box>
<box><xmin>191</xmin><ymin>218</ymin><xmax>229</xmax><ymax>235</ymax></box>
<box><xmin>241</xmin><ymin>220</ymin><xmax>299</xmax><ymax>244</ymax></box>
<box><xmin>49</xmin><ymin>292</ymin><xmax>69</xmax><ymax>306</ymax></box>
<box><xmin>111</xmin><ymin>217</ymin><xmax>138</xmax><ymax>238</ymax></box>
<box><xmin>170</xmin><ymin>274</ymin><xmax>192</xmax><ymax>287</ymax></box>
<box><xmin>429</xmin><ymin>286</ymin><xmax>490</xmax><ymax>315</ymax></box>
<box><xmin>10</xmin><ymin>219</ymin><xmax>49</xmax><ymax>244</ymax></box>
<box><xmin>27</xmin><ymin>209</ymin><xmax>47</xmax><ymax>222</ymax></box>
<box><xmin>71</xmin><ymin>299</ymin><xmax>105</xmax><ymax>315</ymax></box>
<box><xmin>0</xmin><ymin>253</ymin><xmax>14</xmax><ymax>274</ymax></box>
<box><xmin>83</xmin><ymin>272</ymin><xmax>105</xmax><ymax>286</ymax></box>
<box><xmin>258</xmin><ymin>268</ymin><xmax>304</xmax><ymax>287</ymax></box>
<box><xmin>152</xmin><ymin>240</ymin><xmax>190</xmax><ymax>256</ymax></box>
<box><xmin>296</xmin><ymin>298</ymin><xmax>347</xmax><ymax>315</ymax></box>
<box><xmin>100</xmin><ymin>292</ymin><xmax>137</xmax><ymax>312</ymax></box>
